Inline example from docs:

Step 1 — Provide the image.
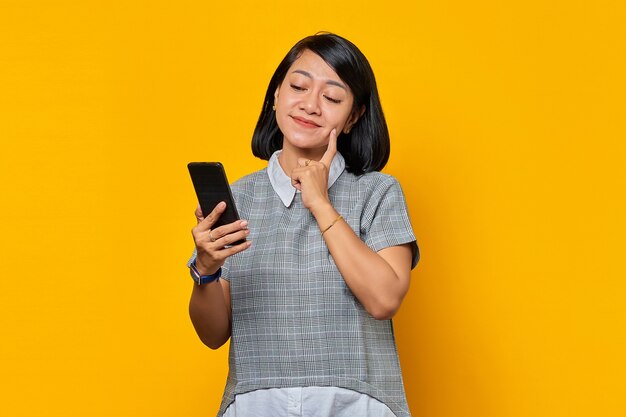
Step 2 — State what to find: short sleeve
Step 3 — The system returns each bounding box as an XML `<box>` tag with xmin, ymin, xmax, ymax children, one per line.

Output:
<box><xmin>186</xmin><ymin>248</ymin><xmax>197</xmax><ymax>268</ymax></box>
<box><xmin>361</xmin><ymin>176</ymin><xmax>420</xmax><ymax>269</ymax></box>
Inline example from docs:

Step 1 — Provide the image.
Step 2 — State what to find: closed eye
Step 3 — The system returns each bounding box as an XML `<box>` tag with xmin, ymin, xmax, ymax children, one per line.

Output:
<box><xmin>290</xmin><ymin>84</ymin><xmax>305</xmax><ymax>91</ymax></box>
<box><xmin>324</xmin><ymin>95</ymin><xmax>342</xmax><ymax>104</ymax></box>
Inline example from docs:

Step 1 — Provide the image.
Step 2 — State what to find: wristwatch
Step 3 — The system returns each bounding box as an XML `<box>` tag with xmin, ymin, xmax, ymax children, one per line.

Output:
<box><xmin>189</xmin><ymin>260</ymin><xmax>221</xmax><ymax>285</ymax></box>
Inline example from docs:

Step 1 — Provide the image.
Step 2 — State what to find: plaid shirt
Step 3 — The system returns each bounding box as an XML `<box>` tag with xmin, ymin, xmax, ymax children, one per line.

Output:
<box><xmin>194</xmin><ymin>151</ymin><xmax>418</xmax><ymax>417</ymax></box>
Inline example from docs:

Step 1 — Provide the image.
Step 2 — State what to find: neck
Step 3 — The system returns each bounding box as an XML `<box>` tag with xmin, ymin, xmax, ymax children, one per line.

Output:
<box><xmin>277</xmin><ymin>141</ymin><xmax>327</xmax><ymax>175</ymax></box>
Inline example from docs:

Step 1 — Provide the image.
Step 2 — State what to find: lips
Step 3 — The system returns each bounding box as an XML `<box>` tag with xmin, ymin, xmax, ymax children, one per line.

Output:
<box><xmin>291</xmin><ymin>116</ymin><xmax>321</xmax><ymax>128</ymax></box>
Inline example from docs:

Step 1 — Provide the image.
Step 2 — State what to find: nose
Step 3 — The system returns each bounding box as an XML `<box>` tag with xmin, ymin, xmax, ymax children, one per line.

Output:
<box><xmin>300</xmin><ymin>92</ymin><xmax>321</xmax><ymax>115</ymax></box>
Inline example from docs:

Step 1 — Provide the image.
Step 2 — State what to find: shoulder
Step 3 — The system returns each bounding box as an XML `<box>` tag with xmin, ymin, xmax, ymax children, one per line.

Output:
<box><xmin>228</xmin><ymin>168</ymin><xmax>272</xmax><ymax>212</ymax></box>
<box><xmin>359</xmin><ymin>171</ymin><xmax>401</xmax><ymax>188</ymax></box>
<box><xmin>338</xmin><ymin>171</ymin><xmax>405</xmax><ymax>199</ymax></box>
<box><xmin>230</xmin><ymin>168</ymin><xmax>269</xmax><ymax>192</ymax></box>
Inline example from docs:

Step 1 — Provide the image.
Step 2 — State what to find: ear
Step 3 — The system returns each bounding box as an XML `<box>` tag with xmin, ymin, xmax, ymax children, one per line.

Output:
<box><xmin>274</xmin><ymin>86</ymin><xmax>280</xmax><ymax>103</ymax></box>
<box><xmin>345</xmin><ymin>105</ymin><xmax>366</xmax><ymax>132</ymax></box>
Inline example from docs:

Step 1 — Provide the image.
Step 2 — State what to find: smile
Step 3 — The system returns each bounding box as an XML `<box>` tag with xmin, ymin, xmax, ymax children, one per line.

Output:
<box><xmin>291</xmin><ymin>116</ymin><xmax>321</xmax><ymax>128</ymax></box>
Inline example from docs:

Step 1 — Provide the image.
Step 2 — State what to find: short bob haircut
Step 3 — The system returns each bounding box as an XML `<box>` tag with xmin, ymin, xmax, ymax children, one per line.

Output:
<box><xmin>251</xmin><ymin>33</ymin><xmax>390</xmax><ymax>175</ymax></box>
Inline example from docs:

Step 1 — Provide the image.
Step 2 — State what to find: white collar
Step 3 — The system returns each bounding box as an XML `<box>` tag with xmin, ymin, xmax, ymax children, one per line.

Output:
<box><xmin>267</xmin><ymin>150</ymin><xmax>346</xmax><ymax>207</ymax></box>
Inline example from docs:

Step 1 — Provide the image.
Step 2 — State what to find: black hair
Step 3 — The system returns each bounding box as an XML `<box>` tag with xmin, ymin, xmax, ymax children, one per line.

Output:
<box><xmin>251</xmin><ymin>33</ymin><xmax>390</xmax><ymax>175</ymax></box>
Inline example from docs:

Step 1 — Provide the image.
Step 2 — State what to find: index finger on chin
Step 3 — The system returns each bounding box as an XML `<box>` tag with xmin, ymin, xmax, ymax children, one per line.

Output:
<box><xmin>320</xmin><ymin>128</ymin><xmax>337</xmax><ymax>168</ymax></box>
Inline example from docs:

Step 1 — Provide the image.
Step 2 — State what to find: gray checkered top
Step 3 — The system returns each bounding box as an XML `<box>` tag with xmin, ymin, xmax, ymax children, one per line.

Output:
<box><xmin>204</xmin><ymin>155</ymin><xmax>418</xmax><ymax>417</ymax></box>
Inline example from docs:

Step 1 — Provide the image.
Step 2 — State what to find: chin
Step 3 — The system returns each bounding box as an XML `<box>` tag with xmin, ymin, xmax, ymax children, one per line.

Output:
<box><xmin>286</xmin><ymin>137</ymin><xmax>327</xmax><ymax>151</ymax></box>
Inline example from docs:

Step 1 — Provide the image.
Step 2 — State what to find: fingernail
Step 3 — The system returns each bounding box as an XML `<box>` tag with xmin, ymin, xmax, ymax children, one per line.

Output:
<box><xmin>240</xmin><ymin>220</ymin><xmax>248</xmax><ymax>227</ymax></box>
<box><xmin>218</xmin><ymin>202</ymin><xmax>226</xmax><ymax>209</ymax></box>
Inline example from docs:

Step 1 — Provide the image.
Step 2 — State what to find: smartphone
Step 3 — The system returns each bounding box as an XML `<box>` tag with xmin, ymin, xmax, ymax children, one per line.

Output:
<box><xmin>188</xmin><ymin>162</ymin><xmax>245</xmax><ymax>245</ymax></box>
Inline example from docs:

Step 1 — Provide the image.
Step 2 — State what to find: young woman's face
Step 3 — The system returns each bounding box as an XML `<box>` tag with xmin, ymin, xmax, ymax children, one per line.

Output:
<box><xmin>274</xmin><ymin>49</ymin><xmax>358</xmax><ymax>154</ymax></box>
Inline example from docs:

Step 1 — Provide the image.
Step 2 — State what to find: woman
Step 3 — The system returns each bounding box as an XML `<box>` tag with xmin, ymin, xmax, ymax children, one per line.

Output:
<box><xmin>188</xmin><ymin>33</ymin><xmax>419</xmax><ymax>417</ymax></box>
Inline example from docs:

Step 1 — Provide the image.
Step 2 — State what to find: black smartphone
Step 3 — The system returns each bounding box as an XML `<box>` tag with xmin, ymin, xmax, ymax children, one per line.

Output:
<box><xmin>188</xmin><ymin>162</ymin><xmax>245</xmax><ymax>245</ymax></box>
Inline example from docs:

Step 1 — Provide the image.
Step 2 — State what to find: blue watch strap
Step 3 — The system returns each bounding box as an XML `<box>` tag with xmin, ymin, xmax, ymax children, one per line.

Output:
<box><xmin>189</xmin><ymin>260</ymin><xmax>222</xmax><ymax>285</ymax></box>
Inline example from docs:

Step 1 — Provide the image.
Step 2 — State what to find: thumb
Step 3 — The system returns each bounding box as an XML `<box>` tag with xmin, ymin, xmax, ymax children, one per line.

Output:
<box><xmin>195</xmin><ymin>204</ymin><xmax>204</xmax><ymax>224</ymax></box>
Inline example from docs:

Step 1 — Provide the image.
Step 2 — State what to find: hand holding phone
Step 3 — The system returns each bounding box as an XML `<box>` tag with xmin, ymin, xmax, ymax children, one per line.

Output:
<box><xmin>189</xmin><ymin>162</ymin><xmax>251</xmax><ymax>277</ymax></box>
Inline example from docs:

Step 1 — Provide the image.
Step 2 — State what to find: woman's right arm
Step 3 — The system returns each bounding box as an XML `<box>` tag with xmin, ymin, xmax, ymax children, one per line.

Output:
<box><xmin>189</xmin><ymin>202</ymin><xmax>251</xmax><ymax>349</ymax></box>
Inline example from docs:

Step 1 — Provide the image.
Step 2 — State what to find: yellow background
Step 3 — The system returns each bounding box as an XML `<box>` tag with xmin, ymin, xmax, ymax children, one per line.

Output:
<box><xmin>1</xmin><ymin>1</ymin><xmax>624</xmax><ymax>416</ymax></box>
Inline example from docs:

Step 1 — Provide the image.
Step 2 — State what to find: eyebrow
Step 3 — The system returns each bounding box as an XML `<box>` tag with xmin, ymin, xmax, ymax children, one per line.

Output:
<box><xmin>291</xmin><ymin>69</ymin><xmax>346</xmax><ymax>90</ymax></box>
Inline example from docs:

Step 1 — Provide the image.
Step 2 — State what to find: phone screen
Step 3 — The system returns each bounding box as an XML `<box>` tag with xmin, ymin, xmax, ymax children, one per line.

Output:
<box><xmin>188</xmin><ymin>162</ymin><xmax>243</xmax><ymax>243</ymax></box>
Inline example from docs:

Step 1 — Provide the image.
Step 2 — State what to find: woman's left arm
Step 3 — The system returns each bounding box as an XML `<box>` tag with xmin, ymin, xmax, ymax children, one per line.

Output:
<box><xmin>314</xmin><ymin>204</ymin><xmax>413</xmax><ymax>320</ymax></box>
<box><xmin>291</xmin><ymin>130</ymin><xmax>414</xmax><ymax>320</ymax></box>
